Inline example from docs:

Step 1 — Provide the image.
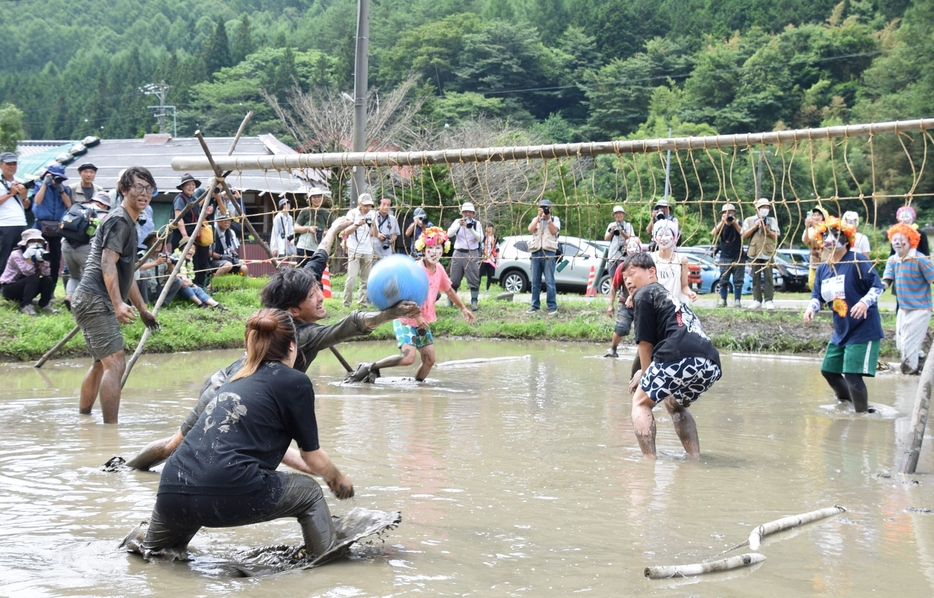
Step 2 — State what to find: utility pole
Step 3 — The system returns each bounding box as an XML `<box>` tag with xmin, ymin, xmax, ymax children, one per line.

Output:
<box><xmin>350</xmin><ymin>0</ymin><xmax>370</xmax><ymax>207</ymax></box>
<box><xmin>140</xmin><ymin>82</ymin><xmax>176</xmax><ymax>137</ymax></box>
<box><xmin>752</xmin><ymin>148</ymin><xmax>767</xmax><ymax>199</ymax></box>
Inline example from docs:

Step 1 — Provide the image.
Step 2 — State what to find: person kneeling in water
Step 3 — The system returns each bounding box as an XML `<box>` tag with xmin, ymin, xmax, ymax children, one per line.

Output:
<box><xmin>125</xmin><ymin>309</ymin><xmax>352</xmax><ymax>559</ymax></box>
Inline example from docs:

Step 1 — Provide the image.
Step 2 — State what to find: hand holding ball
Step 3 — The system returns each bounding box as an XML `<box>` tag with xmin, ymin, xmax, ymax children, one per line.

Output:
<box><xmin>367</xmin><ymin>254</ymin><xmax>429</xmax><ymax>310</ymax></box>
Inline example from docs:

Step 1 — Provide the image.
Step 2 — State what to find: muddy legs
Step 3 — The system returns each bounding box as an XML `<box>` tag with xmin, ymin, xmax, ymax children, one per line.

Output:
<box><xmin>821</xmin><ymin>370</ymin><xmax>870</xmax><ymax>413</ymax></box>
<box><xmin>664</xmin><ymin>397</ymin><xmax>700</xmax><ymax>458</ymax></box>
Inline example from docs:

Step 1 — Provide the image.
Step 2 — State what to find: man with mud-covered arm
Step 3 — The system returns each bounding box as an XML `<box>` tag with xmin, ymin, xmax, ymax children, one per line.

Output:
<box><xmin>125</xmin><ymin>217</ymin><xmax>420</xmax><ymax>470</ymax></box>
<box><xmin>74</xmin><ymin>167</ymin><xmax>159</xmax><ymax>425</ymax></box>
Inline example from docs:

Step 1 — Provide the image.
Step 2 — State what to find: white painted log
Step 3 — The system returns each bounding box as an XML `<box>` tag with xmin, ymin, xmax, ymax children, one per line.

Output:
<box><xmin>435</xmin><ymin>355</ymin><xmax>531</xmax><ymax>368</ymax></box>
<box><xmin>748</xmin><ymin>505</ymin><xmax>846</xmax><ymax>550</ymax></box>
<box><xmin>645</xmin><ymin>553</ymin><xmax>765</xmax><ymax>579</ymax></box>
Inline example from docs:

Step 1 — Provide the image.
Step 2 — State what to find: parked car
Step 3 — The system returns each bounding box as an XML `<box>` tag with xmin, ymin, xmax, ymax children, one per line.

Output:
<box><xmin>494</xmin><ymin>235</ymin><xmax>613</xmax><ymax>295</ymax></box>
<box><xmin>772</xmin><ymin>252</ymin><xmax>810</xmax><ymax>292</ymax></box>
<box><xmin>683</xmin><ymin>253</ymin><xmax>719</xmax><ymax>294</ymax></box>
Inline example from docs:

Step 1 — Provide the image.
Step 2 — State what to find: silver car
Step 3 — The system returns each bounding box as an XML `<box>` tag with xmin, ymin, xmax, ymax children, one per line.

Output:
<box><xmin>492</xmin><ymin>235</ymin><xmax>613</xmax><ymax>295</ymax></box>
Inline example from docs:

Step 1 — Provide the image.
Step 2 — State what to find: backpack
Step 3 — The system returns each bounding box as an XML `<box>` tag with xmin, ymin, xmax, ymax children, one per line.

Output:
<box><xmin>59</xmin><ymin>202</ymin><xmax>97</xmax><ymax>245</ymax></box>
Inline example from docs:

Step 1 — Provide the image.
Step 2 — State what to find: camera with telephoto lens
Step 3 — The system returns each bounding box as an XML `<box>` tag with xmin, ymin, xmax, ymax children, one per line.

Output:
<box><xmin>464</xmin><ymin>218</ymin><xmax>476</xmax><ymax>229</ymax></box>
<box><xmin>655</xmin><ymin>211</ymin><xmax>667</xmax><ymax>222</ymax></box>
<box><xmin>286</xmin><ymin>234</ymin><xmax>294</xmax><ymax>241</ymax></box>
<box><xmin>166</xmin><ymin>253</ymin><xmax>180</xmax><ymax>265</ymax></box>
<box><xmin>541</xmin><ymin>205</ymin><xmax>551</xmax><ymax>216</ymax></box>
<box><xmin>382</xmin><ymin>242</ymin><xmax>391</xmax><ymax>251</ymax></box>
<box><xmin>726</xmin><ymin>214</ymin><xmax>734</xmax><ymax>222</ymax></box>
<box><xmin>227</xmin><ymin>253</ymin><xmax>240</xmax><ymax>265</ymax></box>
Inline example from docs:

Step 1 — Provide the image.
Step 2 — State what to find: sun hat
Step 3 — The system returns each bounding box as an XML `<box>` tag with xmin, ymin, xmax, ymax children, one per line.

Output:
<box><xmin>18</xmin><ymin>229</ymin><xmax>47</xmax><ymax>247</ymax></box>
<box><xmin>90</xmin><ymin>191</ymin><xmax>112</xmax><ymax>208</ymax></box>
<box><xmin>176</xmin><ymin>173</ymin><xmax>201</xmax><ymax>190</ymax></box>
<box><xmin>358</xmin><ymin>193</ymin><xmax>374</xmax><ymax>206</ymax></box>
<box><xmin>754</xmin><ymin>197</ymin><xmax>771</xmax><ymax>209</ymax></box>
<box><xmin>461</xmin><ymin>201</ymin><xmax>476</xmax><ymax>212</ymax></box>
<box><xmin>721</xmin><ymin>203</ymin><xmax>736</xmax><ymax>212</ymax></box>
<box><xmin>613</xmin><ymin>205</ymin><xmax>625</xmax><ymax>214</ymax></box>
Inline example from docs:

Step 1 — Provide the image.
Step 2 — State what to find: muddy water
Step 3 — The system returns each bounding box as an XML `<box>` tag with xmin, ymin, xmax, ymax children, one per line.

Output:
<box><xmin>1</xmin><ymin>341</ymin><xmax>933</xmax><ymax>596</ymax></box>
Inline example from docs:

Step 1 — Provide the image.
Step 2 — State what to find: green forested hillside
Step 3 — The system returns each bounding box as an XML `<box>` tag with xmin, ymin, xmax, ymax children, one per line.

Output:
<box><xmin>0</xmin><ymin>0</ymin><xmax>924</xmax><ymax>141</ymax></box>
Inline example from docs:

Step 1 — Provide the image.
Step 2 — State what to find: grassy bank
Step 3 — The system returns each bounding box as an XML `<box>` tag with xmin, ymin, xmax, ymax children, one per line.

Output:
<box><xmin>0</xmin><ymin>273</ymin><xmax>901</xmax><ymax>362</ymax></box>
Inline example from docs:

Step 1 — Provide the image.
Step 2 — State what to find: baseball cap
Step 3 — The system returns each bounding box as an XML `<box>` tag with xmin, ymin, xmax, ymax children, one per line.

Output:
<box><xmin>0</xmin><ymin>152</ymin><xmax>17</xmax><ymax>164</ymax></box>
<box><xmin>358</xmin><ymin>193</ymin><xmax>374</xmax><ymax>206</ymax></box>
<box><xmin>613</xmin><ymin>205</ymin><xmax>625</xmax><ymax>214</ymax></box>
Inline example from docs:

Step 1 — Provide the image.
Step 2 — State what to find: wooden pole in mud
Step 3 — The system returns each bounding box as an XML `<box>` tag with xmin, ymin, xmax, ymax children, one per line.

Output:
<box><xmin>900</xmin><ymin>350</ymin><xmax>934</xmax><ymax>474</ymax></box>
<box><xmin>33</xmin><ymin>326</ymin><xmax>81</xmax><ymax>368</ymax></box>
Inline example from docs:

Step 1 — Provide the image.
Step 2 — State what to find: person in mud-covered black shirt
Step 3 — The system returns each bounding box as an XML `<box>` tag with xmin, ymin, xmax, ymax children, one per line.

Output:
<box><xmin>623</xmin><ymin>252</ymin><xmax>721</xmax><ymax>459</ymax></box>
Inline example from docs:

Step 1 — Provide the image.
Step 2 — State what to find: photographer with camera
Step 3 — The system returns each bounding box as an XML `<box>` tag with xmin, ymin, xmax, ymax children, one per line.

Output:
<box><xmin>61</xmin><ymin>191</ymin><xmax>111</xmax><ymax>310</ymax></box>
<box><xmin>711</xmin><ymin>202</ymin><xmax>745</xmax><ymax>308</ymax></box>
<box><xmin>29</xmin><ymin>163</ymin><xmax>72</xmax><ymax>291</ymax></box>
<box><xmin>0</xmin><ymin>152</ymin><xmax>31</xmax><ymax>272</ymax></box>
<box><xmin>604</xmin><ymin>205</ymin><xmax>634</xmax><ymax>279</ymax></box>
<box><xmin>210</xmin><ymin>214</ymin><xmax>248</xmax><ymax>277</ymax></box>
<box><xmin>342</xmin><ymin>193</ymin><xmax>376</xmax><ymax>307</ymax></box>
<box><xmin>405</xmin><ymin>207</ymin><xmax>433</xmax><ymax>255</ymax></box>
<box><xmin>1</xmin><ymin>229</ymin><xmax>56</xmax><ymax>316</ymax></box>
<box><xmin>371</xmin><ymin>196</ymin><xmax>400</xmax><ymax>262</ymax></box>
<box><xmin>447</xmin><ymin>201</ymin><xmax>484</xmax><ymax>311</ymax></box>
<box><xmin>295</xmin><ymin>186</ymin><xmax>332</xmax><ymax>267</ymax></box>
<box><xmin>645</xmin><ymin>198</ymin><xmax>678</xmax><ymax>241</ymax></box>
<box><xmin>526</xmin><ymin>199</ymin><xmax>561</xmax><ymax>315</ymax></box>
<box><xmin>270</xmin><ymin>195</ymin><xmax>297</xmax><ymax>263</ymax></box>
<box><xmin>741</xmin><ymin>197</ymin><xmax>781</xmax><ymax>309</ymax></box>
<box><xmin>136</xmin><ymin>232</ymin><xmax>183</xmax><ymax>306</ymax></box>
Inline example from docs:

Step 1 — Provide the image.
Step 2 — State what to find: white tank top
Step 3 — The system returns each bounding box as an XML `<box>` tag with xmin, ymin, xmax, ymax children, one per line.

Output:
<box><xmin>651</xmin><ymin>251</ymin><xmax>690</xmax><ymax>303</ymax></box>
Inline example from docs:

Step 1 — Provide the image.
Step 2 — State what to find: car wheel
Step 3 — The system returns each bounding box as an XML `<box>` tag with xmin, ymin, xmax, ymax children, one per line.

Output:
<box><xmin>501</xmin><ymin>270</ymin><xmax>529</xmax><ymax>294</ymax></box>
<box><xmin>713</xmin><ymin>281</ymin><xmax>723</xmax><ymax>295</ymax></box>
<box><xmin>598</xmin><ymin>275</ymin><xmax>612</xmax><ymax>296</ymax></box>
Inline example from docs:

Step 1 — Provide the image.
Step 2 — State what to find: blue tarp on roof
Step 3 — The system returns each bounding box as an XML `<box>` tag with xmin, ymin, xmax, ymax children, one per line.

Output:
<box><xmin>16</xmin><ymin>143</ymin><xmax>75</xmax><ymax>181</ymax></box>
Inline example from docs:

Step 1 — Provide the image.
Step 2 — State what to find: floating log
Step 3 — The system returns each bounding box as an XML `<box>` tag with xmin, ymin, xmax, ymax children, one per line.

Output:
<box><xmin>435</xmin><ymin>355</ymin><xmax>531</xmax><ymax>368</ymax></box>
<box><xmin>645</xmin><ymin>553</ymin><xmax>765</xmax><ymax>579</ymax></box>
<box><xmin>748</xmin><ymin>505</ymin><xmax>846</xmax><ymax>550</ymax></box>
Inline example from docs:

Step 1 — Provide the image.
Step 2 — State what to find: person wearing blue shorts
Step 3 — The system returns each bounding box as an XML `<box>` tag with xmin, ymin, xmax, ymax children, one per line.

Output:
<box><xmin>623</xmin><ymin>252</ymin><xmax>722</xmax><ymax>459</ymax></box>
<box><xmin>803</xmin><ymin>216</ymin><xmax>884</xmax><ymax>413</ymax></box>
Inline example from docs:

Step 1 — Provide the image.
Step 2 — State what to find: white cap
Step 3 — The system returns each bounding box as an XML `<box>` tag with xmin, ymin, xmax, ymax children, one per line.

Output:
<box><xmin>461</xmin><ymin>202</ymin><xmax>476</xmax><ymax>212</ymax></box>
<box><xmin>613</xmin><ymin>205</ymin><xmax>625</xmax><ymax>214</ymax></box>
<box><xmin>358</xmin><ymin>193</ymin><xmax>374</xmax><ymax>206</ymax></box>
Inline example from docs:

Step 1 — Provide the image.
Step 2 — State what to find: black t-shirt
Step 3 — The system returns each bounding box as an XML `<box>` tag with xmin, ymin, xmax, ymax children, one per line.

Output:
<box><xmin>75</xmin><ymin>205</ymin><xmax>138</xmax><ymax>304</ymax></box>
<box><xmin>717</xmin><ymin>222</ymin><xmax>742</xmax><ymax>261</ymax></box>
<box><xmin>633</xmin><ymin>282</ymin><xmax>721</xmax><ymax>367</ymax></box>
<box><xmin>160</xmin><ymin>361</ymin><xmax>320</xmax><ymax>496</ymax></box>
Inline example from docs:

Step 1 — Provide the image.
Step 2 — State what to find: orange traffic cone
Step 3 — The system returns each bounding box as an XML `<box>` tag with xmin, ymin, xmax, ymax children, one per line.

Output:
<box><xmin>585</xmin><ymin>265</ymin><xmax>597</xmax><ymax>296</ymax></box>
<box><xmin>321</xmin><ymin>266</ymin><xmax>332</xmax><ymax>298</ymax></box>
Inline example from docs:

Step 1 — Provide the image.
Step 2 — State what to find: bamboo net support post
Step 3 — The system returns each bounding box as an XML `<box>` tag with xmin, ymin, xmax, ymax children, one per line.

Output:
<box><xmin>645</xmin><ymin>553</ymin><xmax>766</xmax><ymax>579</ymax></box>
<box><xmin>33</xmin><ymin>325</ymin><xmax>80</xmax><ymax>368</ymax></box>
<box><xmin>748</xmin><ymin>505</ymin><xmax>846</xmax><ymax>550</ymax></box>
<box><xmin>194</xmin><ymin>131</ymin><xmax>274</xmax><ymax>259</ymax></box>
<box><xmin>900</xmin><ymin>349</ymin><xmax>934</xmax><ymax>474</ymax></box>
<box><xmin>228</xmin><ymin>111</ymin><xmax>253</xmax><ymax>156</ymax></box>
<box><xmin>121</xmin><ymin>171</ymin><xmax>216</xmax><ymax>388</ymax></box>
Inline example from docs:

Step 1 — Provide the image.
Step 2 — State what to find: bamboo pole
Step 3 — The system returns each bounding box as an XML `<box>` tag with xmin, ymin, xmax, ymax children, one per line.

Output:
<box><xmin>644</xmin><ymin>553</ymin><xmax>766</xmax><ymax>579</ymax></box>
<box><xmin>748</xmin><ymin>506</ymin><xmax>846</xmax><ymax>550</ymax></box>
<box><xmin>33</xmin><ymin>326</ymin><xmax>81</xmax><ymax>368</ymax></box>
<box><xmin>121</xmin><ymin>156</ymin><xmax>217</xmax><ymax>388</ymax></box>
<box><xmin>900</xmin><ymin>350</ymin><xmax>934</xmax><ymax>474</ymax></box>
<box><xmin>194</xmin><ymin>131</ymin><xmax>274</xmax><ymax>259</ymax></box>
<box><xmin>170</xmin><ymin>118</ymin><xmax>934</xmax><ymax>171</ymax></box>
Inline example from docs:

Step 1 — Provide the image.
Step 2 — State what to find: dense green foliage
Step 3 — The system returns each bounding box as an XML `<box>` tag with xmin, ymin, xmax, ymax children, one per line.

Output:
<box><xmin>1</xmin><ymin>0</ymin><xmax>932</xmax><ymax>229</ymax></box>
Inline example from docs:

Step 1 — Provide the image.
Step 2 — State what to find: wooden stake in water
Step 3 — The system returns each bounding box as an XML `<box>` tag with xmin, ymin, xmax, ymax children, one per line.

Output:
<box><xmin>900</xmin><ymin>350</ymin><xmax>934</xmax><ymax>474</ymax></box>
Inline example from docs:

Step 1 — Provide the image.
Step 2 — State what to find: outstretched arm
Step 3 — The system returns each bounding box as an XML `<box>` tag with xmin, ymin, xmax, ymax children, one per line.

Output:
<box><xmin>125</xmin><ymin>429</ymin><xmax>184</xmax><ymax>470</ymax></box>
<box><xmin>300</xmin><ymin>448</ymin><xmax>354</xmax><ymax>499</ymax></box>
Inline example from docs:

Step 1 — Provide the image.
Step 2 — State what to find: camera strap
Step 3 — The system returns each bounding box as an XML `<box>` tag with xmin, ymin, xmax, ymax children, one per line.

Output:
<box><xmin>1</xmin><ymin>178</ymin><xmax>24</xmax><ymax>209</ymax></box>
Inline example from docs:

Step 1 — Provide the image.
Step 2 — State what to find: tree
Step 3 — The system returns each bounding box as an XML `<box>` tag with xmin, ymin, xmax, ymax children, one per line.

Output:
<box><xmin>203</xmin><ymin>18</ymin><xmax>233</xmax><ymax>76</ymax></box>
<box><xmin>0</xmin><ymin>103</ymin><xmax>24</xmax><ymax>152</ymax></box>
<box><xmin>231</xmin><ymin>15</ymin><xmax>257</xmax><ymax>65</ymax></box>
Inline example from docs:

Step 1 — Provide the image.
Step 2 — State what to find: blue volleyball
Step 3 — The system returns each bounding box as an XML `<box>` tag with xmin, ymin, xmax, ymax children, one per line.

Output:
<box><xmin>367</xmin><ymin>254</ymin><xmax>429</xmax><ymax>310</ymax></box>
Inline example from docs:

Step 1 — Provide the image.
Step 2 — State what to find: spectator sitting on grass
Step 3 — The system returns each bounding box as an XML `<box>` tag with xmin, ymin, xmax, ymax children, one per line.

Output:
<box><xmin>175</xmin><ymin>245</ymin><xmax>227</xmax><ymax>311</ymax></box>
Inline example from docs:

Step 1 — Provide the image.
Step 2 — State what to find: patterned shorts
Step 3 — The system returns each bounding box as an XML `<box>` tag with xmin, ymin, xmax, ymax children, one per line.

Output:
<box><xmin>393</xmin><ymin>320</ymin><xmax>434</xmax><ymax>350</ymax></box>
<box><xmin>640</xmin><ymin>357</ymin><xmax>721</xmax><ymax>406</ymax></box>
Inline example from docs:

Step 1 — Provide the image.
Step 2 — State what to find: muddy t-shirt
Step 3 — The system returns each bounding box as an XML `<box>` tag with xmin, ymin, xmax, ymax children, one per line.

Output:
<box><xmin>159</xmin><ymin>361</ymin><xmax>320</xmax><ymax>496</ymax></box>
<box><xmin>633</xmin><ymin>282</ymin><xmax>720</xmax><ymax>367</ymax></box>
<box><xmin>75</xmin><ymin>205</ymin><xmax>137</xmax><ymax>304</ymax></box>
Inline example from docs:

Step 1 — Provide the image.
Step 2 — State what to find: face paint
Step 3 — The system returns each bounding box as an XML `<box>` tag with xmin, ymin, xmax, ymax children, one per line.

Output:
<box><xmin>626</xmin><ymin>238</ymin><xmax>642</xmax><ymax>254</ymax></box>
<box><xmin>758</xmin><ymin>208</ymin><xmax>770</xmax><ymax>218</ymax></box>
<box><xmin>898</xmin><ymin>211</ymin><xmax>915</xmax><ymax>225</ymax></box>
<box><xmin>425</xmin><ymin>245</ymin><xmax>443</xmax><ymax>264</ymax></box>
<box><xmin>654</xmin><ymin>227</ymin><xmax>675</xmax><ymax>249</ymax></box>
<box><xmin>822</xmin><ymin>229</ymin><xmax>841</xmax><ymax>250</ymax></box>
<box><xmin>891</xmin><ymin>233</ymin><xmax>910</xmax><ymax>257</ymax></box>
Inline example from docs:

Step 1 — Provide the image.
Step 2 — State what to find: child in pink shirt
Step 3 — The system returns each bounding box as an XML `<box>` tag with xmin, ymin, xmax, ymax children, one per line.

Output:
<box><xmin>360</xmin><ymin>226</ymin><xmax>475</xmax><ymax>381</ymax></box>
